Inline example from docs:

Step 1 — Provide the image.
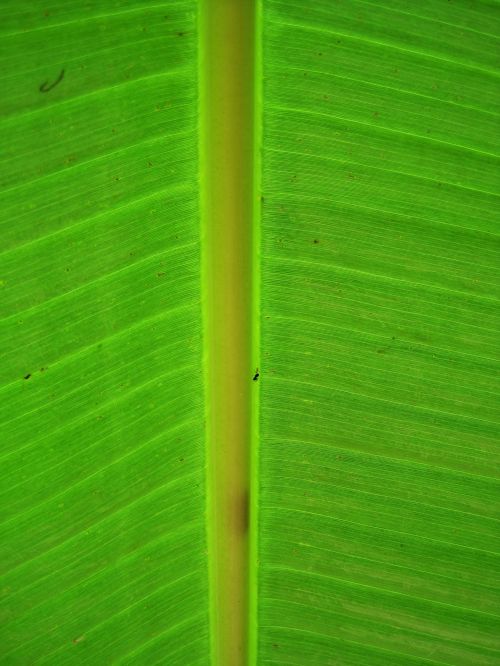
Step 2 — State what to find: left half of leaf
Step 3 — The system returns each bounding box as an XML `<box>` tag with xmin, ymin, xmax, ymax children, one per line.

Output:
<box><xmin>0</xmin><ymin>2</ymin><xmax>209</xmax><ymax>664</ymax></box>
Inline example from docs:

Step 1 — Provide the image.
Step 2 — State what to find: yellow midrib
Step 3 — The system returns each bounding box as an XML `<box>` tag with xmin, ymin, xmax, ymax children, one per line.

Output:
<box><xmin>200</xmin><ymin>1</ymin><xmax>259</xmax><ymax>665</ymax></box>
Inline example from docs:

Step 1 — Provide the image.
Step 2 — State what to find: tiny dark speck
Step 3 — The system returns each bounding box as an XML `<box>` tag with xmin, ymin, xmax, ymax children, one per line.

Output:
<box><xmin>39</xmin><ymin>68</ymin><xmax>64</xmax><ymax>93</ymax></box>
<box><xmin>24</xmin><ymin>373</ymin><xmax>31</xmax><ymax>380</ymax></box>
<box><xmin>252</xmin><ymin>369</ymin><xmax>260</xmax><ymax>381</ymax></box>
<box><xmin>313</xmin><ymin>239</ymin><xmax>319</xmax><ymax>244</ymax></box>
<box><xmin>177</xmin><ymin>31</ymin><xmax>184</xmax><ymax>37</ymax></box>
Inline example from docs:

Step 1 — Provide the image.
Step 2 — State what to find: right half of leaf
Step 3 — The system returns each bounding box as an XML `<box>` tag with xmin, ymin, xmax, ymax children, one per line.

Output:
<box><xmin>257</xmin><ymin>1</ymin><xmax>500</xmax><ymax>664</ymax></box>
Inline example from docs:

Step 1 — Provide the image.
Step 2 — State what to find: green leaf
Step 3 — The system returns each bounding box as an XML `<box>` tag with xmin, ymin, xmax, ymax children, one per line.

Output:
<box><xmin>0</xmin><ymin>2</ymin><xmax>209</xmax><ymax>664</ymax></box>
<box><xmin>1</xmin><ymin>1</ymin><xmax>499</xmax><ymax>665</ymax></box>
<box><xmin>258</xmin><ymin>1</ymin><xmax>500</xmax><ymax>664</ymax></box>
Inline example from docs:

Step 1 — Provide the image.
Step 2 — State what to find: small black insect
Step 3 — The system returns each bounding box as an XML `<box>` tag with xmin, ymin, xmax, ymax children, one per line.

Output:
<box><xmin>252</xmin><ymin>368</ymin><xmax>259</xmax><ymax>381</ymax></box>
<box><xmin>39</xmin><ymin>69</ymin><xmax>65</xmax><ymax>93</ymax></box>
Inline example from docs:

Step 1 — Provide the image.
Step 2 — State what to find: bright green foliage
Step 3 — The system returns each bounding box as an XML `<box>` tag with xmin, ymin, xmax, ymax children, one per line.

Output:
<box><xmin>258</xmin><ymin>0</ymin><xmax>500</xmax><ymax>664</ymax></box>
<box><xmin>0</xmin><ymin>2</ymin><xmax>209</xmax><ymax>664</ymax></box>
<box><xmin>1</xmin><ymin>1</ymin><xmax>500</xmax><ymax>665</ymax></box>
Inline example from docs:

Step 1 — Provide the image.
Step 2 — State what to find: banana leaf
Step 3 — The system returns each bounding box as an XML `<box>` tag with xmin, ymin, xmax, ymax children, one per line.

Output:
<box><xmin>1</xmin><ymin>0</ymin><xmax>499</xmax><ymax>664</ymax></box>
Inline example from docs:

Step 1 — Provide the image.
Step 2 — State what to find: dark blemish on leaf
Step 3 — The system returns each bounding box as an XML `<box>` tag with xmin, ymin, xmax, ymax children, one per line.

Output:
<box><xmin>179</xmin><ymin>457</ymin><xmax>184</xmax><ymax>462</ymax></box>
<box><xmin>72</xmin><ymin>636</ymin><xmax>85</xmax><ymax>644</ymax></box>
<box><xmin>40</xmin><ymin>367</ymin><xmax>46</xmax><ymax>372</ymax></box>
<box><xmin>39</xmin><ymin>68</ymin><xmax>64</xmax><ymax>93</ymax></box>
<box><xmin>157</xmin><ymin>272</ymin><xmax>166</xmax><ymax>277</ymax></box>
<box><xmin>177</xmin><ymin>31</ymin><xmax>184</xmax><ymax>37</ymax></box>
<box><xmin>313</xmin><ymin>239</ymin><xmax>319</xmax><ymax>244</ymax></box>
<box><xmin>148</xmin><ymin>161</ymin><xmax>153</xmax><ymax>167</ymax></box>
<box><xmin>24</xmin><ymin>373</ymin><xmax>31</xmax><ymax>380</ymax></box>
<box><xmin>252</xmin><ymin>368</ymin><xmax>259</xmax><ymax>381</ymax></box>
